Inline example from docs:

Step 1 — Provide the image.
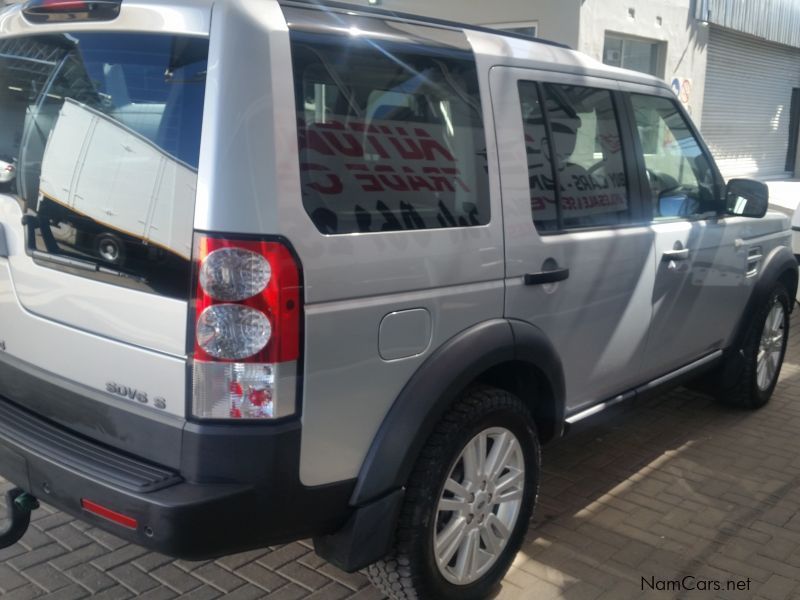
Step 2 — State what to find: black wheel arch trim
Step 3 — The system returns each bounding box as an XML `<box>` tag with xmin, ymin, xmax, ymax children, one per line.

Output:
<box><xmin>723</xmin><ymin>245</ymin><xmax>797</xmax><ymax>384</ymax></box>
<box><xmin>349</xmin><ymin>318</ymin><xmax>565</xmax><ymax>507</ymax></box>
<box><xmin>735</xmin><ymin>245</ymin><xmax>798</xmax><ymax>346</ymax></box>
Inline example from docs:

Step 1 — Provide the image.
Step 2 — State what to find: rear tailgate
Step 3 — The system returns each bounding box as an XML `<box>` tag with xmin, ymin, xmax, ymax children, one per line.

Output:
<box><xmin>0</xmin><ymin>2</ymin><xmax>211</xmax><ymax>462</ymax></box>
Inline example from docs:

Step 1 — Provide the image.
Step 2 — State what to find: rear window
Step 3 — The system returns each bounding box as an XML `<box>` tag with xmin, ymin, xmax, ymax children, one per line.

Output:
<box><xmin>0</xmin><ymin>33</ymin><xmax>207</xmax><ymax>299</ymax></box>
<box><xmin>290</xmin><ymin>32</ymin><xmax>489</xmax><ymax>234</ymax></box>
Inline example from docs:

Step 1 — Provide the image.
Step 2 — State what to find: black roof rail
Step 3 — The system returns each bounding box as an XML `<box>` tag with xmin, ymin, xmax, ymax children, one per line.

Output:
<box><xmin>279</xmin><ymin>0</ymin><xmax>572</xmax><ymax>50</ymax></box>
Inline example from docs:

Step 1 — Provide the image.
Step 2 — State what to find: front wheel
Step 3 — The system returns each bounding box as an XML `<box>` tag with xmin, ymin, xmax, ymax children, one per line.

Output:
<box><xmin>367</xmin><ymin>386</ymin><xmax>540</xmax><ymax>600</ymax></box>
<box><xmin>717</xmin><ymin>283</ymin><xmax>790</xmax><ymax>409</ymax></box>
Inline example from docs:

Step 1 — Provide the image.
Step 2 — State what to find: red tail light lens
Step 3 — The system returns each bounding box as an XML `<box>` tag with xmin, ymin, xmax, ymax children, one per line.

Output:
<box><xmin>191</xmin><ymin>236</ymin><xmax>302</xmax><ymax>420</ymax></box>
<box><xmin>23</xmin><ymin>0</ymin><xmax>121</xmax><ymax>23</ymax></box>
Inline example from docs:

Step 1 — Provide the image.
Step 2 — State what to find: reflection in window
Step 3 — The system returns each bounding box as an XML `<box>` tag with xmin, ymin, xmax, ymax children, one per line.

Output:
<box><xmin>518</xmin><ymin>81</ymin><xmax>630</xmax><ymax>232</ymax></box>
<box><xmin>291</xmin><ymin>32</ymin><xmax>489</xmax><ymax>234</ymax></box>
<box><xmin>630</xmin><ymin>94</ymin><xmax>718</xmax><ymax>219</ymax></box>
<box><xmin>0</xmin><ymin>34</ymin><xmax>207</xmax><ymax>299</ymax></box>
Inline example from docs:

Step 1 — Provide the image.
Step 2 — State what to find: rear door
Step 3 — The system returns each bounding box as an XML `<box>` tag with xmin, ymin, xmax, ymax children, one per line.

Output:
<box><xmin>491</xmin><ymin>67</ymin><xmax>655</xmax><ymax>414</ymax></box>
<box><xmin>0</xmin><ymin>13</ymin><xmax>209</xmax><ymax>425</ymax></box>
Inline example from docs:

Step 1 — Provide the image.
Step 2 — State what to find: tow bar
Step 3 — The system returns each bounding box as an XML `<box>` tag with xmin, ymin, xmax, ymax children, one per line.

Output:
<box><xmin>0</xmin><ymin>488</ymin><xmax>39</xmax><ymax>549</ymax></box>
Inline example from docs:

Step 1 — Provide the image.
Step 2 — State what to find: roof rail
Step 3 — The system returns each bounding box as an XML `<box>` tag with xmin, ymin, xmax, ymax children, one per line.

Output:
<box><xmin>279</xmin><ymin>0</ymin><xmax>572</xmax><ymax>49</ymax></box>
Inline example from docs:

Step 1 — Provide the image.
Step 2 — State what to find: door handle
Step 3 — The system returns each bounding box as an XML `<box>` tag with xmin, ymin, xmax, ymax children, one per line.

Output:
<box><xmin>524</xmin><ymin>267</ymin><xmax>570</xmax><ymax>285</ymax></box>
<box><xmin>662</xmin><ymin>248</ymin><xmax>689</xmax><ymax>262</ymax></box>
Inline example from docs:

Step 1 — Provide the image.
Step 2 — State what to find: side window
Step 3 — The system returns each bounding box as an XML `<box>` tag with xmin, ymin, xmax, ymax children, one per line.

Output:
<box><xmin>290</xmin><ymin>33</ymin><xmax>489</xmax><ymax>234</ymax></box>
<box><xmin>518</xmin><ymin>81</ymin><xmax>630</xmax><ymax>232</ymax></box>
<box><xmin>629</xmin><ymin>94</ymin><xmax>719</xmax><ymax>220</ymax></box>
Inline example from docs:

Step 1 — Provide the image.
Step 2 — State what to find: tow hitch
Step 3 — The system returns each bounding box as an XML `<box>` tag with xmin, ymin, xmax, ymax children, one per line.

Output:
<box><xmin>0</xmin><ymin>488</ymin><xmax>39</xmax><ymax>549</ymax></box>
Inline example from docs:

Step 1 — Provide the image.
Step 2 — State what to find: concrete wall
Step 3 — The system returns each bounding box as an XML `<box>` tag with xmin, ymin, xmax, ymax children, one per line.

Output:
<box><xmin>578</xmin><ymin>0</ymin><xmax>709</xmax><ymax>124</ymax></box>
<box><xmin>342</xmin><ymin>0</ymin><xmax>582</xmax><ymax>48</ymax></box>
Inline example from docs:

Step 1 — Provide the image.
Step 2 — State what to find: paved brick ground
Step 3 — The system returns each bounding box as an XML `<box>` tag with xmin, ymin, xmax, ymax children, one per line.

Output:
<box><xmin>1</xmin><ymin>312</ymin><xmax>800</xmax><ymax>599</ymax></box>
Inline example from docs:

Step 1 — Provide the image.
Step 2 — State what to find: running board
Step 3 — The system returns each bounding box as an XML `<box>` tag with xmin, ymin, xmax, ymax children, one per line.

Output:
<box><xmin>565</xmin><ymin>350</ymin><xmax>723</xmax><ymax>426</ymax></box>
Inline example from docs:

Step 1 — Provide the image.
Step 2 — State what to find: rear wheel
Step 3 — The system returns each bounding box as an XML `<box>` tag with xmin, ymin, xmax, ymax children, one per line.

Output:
<box><xmin>367</xmin><ymin>386</ymin><xmax>539</xmax><ymax>600</ymax></box>
<box><xmin>717</xmin><ymin>283</ymin><xmax>790</xmax><ymax>409</ymax></box>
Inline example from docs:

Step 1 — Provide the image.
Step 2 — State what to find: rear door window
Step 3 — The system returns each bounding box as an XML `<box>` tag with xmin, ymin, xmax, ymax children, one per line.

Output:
<box><xmin>517</xmin><ymin>81</ymin><xmax>631</xmax><ymax>232</ymax></box>
<box><xmin>290</xmin><ymin>33</ymin><xmax>489</xmax><ymax>234</ymax></box>
<box><xmin>0</xmin><ymin>33</ymin><xmax>207</xmax><ymax>299</ymax></box>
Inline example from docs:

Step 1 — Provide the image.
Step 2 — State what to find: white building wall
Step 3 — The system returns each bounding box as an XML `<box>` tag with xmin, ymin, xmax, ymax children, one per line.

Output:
<box><xmin>578</xmin><ymin>0</ymin><xmax>709</xmax><ymax>125</ymax></box>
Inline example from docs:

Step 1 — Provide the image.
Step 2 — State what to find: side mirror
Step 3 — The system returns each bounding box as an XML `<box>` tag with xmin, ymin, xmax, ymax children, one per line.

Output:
<box><xmin>725</xmin><ymin>178</ymin><xmax>768</xmax><ymax>218</ymax></box>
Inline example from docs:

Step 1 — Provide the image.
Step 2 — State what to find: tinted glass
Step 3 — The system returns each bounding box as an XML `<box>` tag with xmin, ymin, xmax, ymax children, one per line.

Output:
<box><xmin>518</xmin><ymin>81</ymin><xmax>630</xmax><ymax>232</ymax></box>
<box><xmin>291</xmin><ymin>33</ymin><xmax>489</xmax><ymax>234</ymax></box>
<box><xmin>517</xmin><ymin>81</ymin><xmax>558</xmax><ymax>231</ymax></box>
<box><xmin>630</xmin><ymin>94</ymin><xmax>718</xmax><ymax>219</ymax></box>
<box><xmin>0</xmin><ymin>33</ymin><xmax>207</xmax><ymax>299</ymax></box>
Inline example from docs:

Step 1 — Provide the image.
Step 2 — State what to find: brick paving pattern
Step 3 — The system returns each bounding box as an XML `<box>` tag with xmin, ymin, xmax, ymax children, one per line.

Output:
<box><xmin>1</xmin><ymin>312</ymin><xmax>800</xmax><ymax>599</ymax></box>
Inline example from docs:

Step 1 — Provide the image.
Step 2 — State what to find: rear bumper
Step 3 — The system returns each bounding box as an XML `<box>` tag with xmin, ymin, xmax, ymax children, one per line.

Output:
<box><xmin>0</xmin><ymin>393</ymin><xmax>354</xmax><ymax>560</ymax></box>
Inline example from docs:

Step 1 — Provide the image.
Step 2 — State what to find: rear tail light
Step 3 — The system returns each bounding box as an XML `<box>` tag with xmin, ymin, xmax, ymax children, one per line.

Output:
<box><xmin>22</xmin><ymin>0</ymin><xmax>121</xmax><ymax>23</ymax></box>
<box><xmin>3</xmin><ymin>165</ymin><xmax>13</xmax><ymax>173</ymax></box>
<box><xmin>191</xmin><ymin>235</ymin><xmax>302</xmax><ymax>420</ymax></box>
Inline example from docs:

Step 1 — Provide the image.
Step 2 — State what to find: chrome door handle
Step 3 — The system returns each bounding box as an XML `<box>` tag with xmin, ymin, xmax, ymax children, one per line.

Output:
<box><xmin>524</xmin><ymin>267</ymin><xmax>570</xmax><ymax>285</ymax></box>
<box><xmin>662</xmin><ymin>248</ymin><xmax>689</xmax><ymax>261</ymax></box>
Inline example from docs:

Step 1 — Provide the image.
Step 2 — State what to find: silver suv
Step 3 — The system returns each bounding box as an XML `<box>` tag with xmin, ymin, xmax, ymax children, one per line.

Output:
<box><xmin>0</xmin><ymin>1</ymin><xmax>796</xmax><ymax>598</ymax></box>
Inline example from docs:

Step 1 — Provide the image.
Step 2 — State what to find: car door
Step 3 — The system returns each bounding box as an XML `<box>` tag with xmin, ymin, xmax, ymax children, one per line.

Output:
<box><xmin>625</xmin><ymin>90</ymin><xmax>752</xmax><ymax>379</ymax></box>
<box><xmin>491</xmin><ymin>67</ymin><xmax>655</xmax><ymax>414</ymax></box>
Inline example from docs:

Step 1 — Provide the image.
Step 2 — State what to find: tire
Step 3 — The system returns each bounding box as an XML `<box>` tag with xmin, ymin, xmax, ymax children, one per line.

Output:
<box><xmin>717</xmin><ymin>282</ymin><xmax>791</xmax><ymax>409</ymax></box>
<box><xmin>94</xmin><ymin>232</ymin><xmax>126</xmax><ymax>266</ymax></box>
<box><xmin>367</xmin><ymin>386</ymin><xmax>540</xmax><ymax>600</ymax></box>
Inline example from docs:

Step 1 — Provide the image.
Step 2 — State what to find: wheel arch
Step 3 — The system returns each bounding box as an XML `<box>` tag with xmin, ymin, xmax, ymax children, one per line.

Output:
<box><xmin>349</xmin><ymin>318</ymin><xmax>565</xmax><ymax>507</ymax></box>
<box><xmin>736</xmin><ymin>245</ymin><xmax>798</xmax><ymax>346</ymax></box>
<box><xmin>721</xmin><ymin>244</ymin><xmax>797</xmax><ymax>388</ymax></box>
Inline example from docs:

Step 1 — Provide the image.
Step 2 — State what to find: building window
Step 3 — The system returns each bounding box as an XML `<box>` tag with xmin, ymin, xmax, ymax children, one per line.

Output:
<box><xmin>603</xmin><ymin>34</ymin><xmax>664</xmax><ymax>77</ymax></box>
<box><xmin>488</xmin><ymin>21</ymin><xmax>539</xmax><ymax>38</ymax></box>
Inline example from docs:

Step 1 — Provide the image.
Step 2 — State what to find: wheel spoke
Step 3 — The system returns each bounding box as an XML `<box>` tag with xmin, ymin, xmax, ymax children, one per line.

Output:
<box><xmin>486</xmin><ymin>432</ymin><xmax>516</xmax><ymax>483</ymax></box>
<box><xmin>770</xmin><ymin>306</ymin><xmax>783</xmax><ymax>332</ymax></box>
<box><xmin>486</xmin><ymin>514</ymin><xmax>511</xmax><ymax>545</ymax></box>
<box><xmin>495</xmin><ymin>487</ymin><xmax>524</xmax><ymax>504</ymax></box>
<box><xmin>438</xmin><ymin>497</ymin><xmax>470</xmax><ymax>513</ymax></box>
<box><xmin>462</xmin><ymin>436</ymin><xmax>484</xmax><ymax>485</ymax></box>
<box><xmin>453</xmin><ymin>528</ymin><xmax>480</xmax><ymax>583</ymax></box>
<box><xmin>435</xmin><ymin>516</ymin><xmax>467</xmax><ymax>568</ymax></box>
<box><xmin>765</xmin><ymin>356</ymin><xmax>776</xmax><ymax>385</ymax></box>
<box><xmin>495</xmin><ymin>468</ymin><xmax>524</xmax><ymax>496</ymax></box>
<box><xmin>443</xmin><ymin>477</ymin><xmax>470</xmax><ymax>500</ymax></box>
<box><xmin>480</xmin><ymin>522</ymin><xmax>502</xmax><ymax>555</ymax></box>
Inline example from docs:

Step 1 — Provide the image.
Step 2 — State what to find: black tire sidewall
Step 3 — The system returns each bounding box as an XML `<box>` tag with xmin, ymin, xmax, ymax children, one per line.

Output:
<box><xmin>410</xmin><ymin>397</ymin><xmax>540</xmax><ymax>600</ymax></box>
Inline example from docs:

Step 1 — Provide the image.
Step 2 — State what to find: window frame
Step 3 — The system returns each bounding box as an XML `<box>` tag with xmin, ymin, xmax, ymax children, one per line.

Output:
<box><xmin>289</xmin><ymin>30</ymin><xmax>492</xmax><ymax>236</ymax></box>
<box><xmin>619</xmin><ymin>89</ymin><xmax>726</xmax><ymax>223</ymax></box>
<box><xmin>487</xmin><ymin>21</ymin><xmax>539</xmax><ymax>38</ymax></box>
<box><xmin>602</xmin><ymin>32</ymin><xmax>666</xmax><ymax>79</ymax></box>
<box><xmin>517</xmin><ymin>79</ymin><xmax>648</xmax><ymax>235</ymax></box>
